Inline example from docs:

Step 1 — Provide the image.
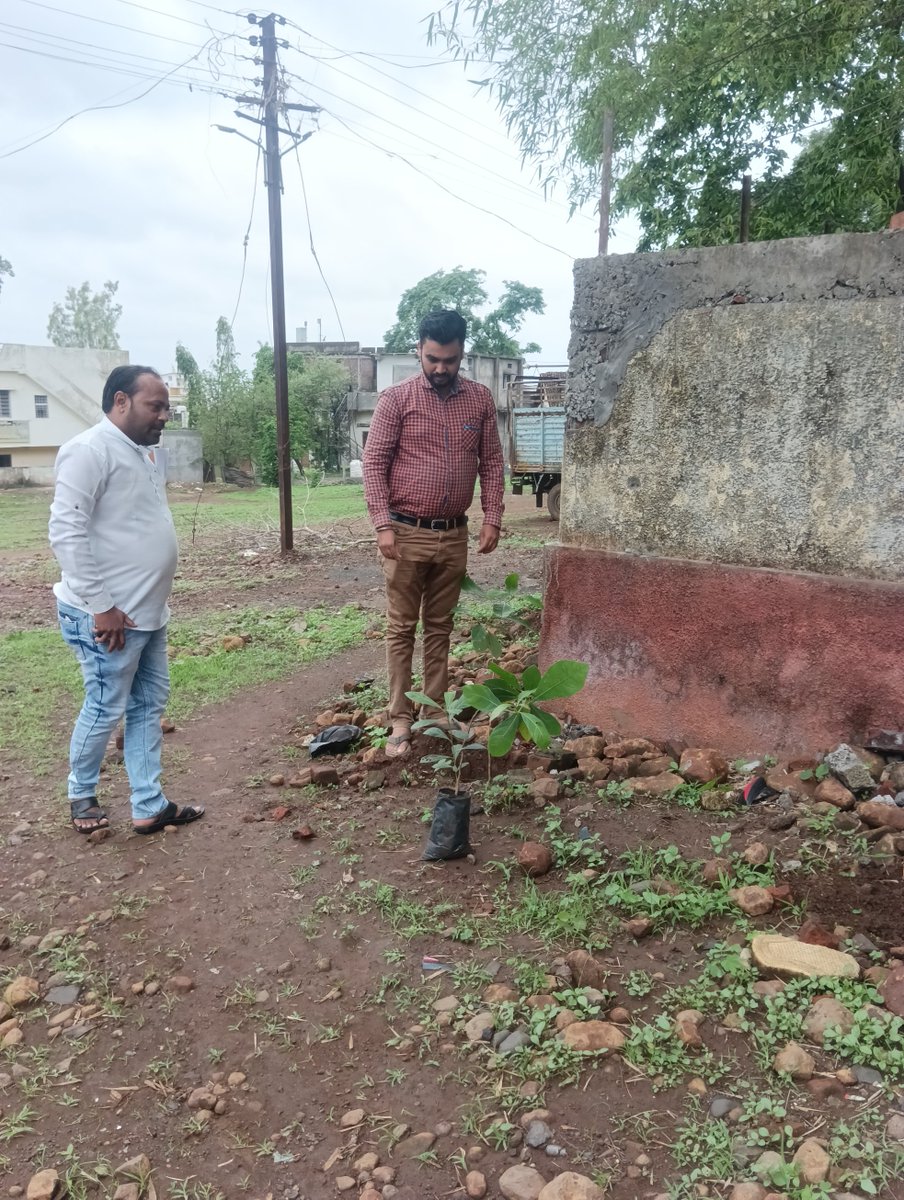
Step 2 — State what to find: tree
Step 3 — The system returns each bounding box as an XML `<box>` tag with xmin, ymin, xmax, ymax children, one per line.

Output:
<box><xmin>252</xmin><ymin>346</ymin><xmax>351</xmax><ymax>483</ymax></box>
<box><xmin>429</xmin><ymin>0</ymin><xmax>904</xmax><ymax>249</ymax></box>
<box><xmin>47</xmin><ymin>280</ymin><xmax>122</xmax><ymax>348</ymax></box>
<box><xmin>0</xmin><ymin>256</ymin><xmax>12</xmax><ymax>297</ymax></box>
<box><xmin>176</xmin><ymin>319</ymin><xmax>257</xmax><ymax>478</ymax></box>
<box><xmin>384</xmin><ymin>267</ymin><xmax>544</xmax><ymax>355</ymax></box>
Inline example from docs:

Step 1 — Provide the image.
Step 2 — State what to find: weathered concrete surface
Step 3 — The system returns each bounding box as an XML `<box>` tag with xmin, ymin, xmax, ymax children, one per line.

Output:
<box><xmin>563</xmin><ymin>299</ymin><xmax>904</xmax><ymax>580</ymax></box>
<box><xmin>567</xmin><ymin>231</ymin><xmax>904</xmax><ymax>426</ymax></box>
<box><xmin>541</xmin><ymin>546</ymin><xmax>904</xmax><ymax>755</ymax></box>
<box><xmin>545</xmin><ymin>232</ymin><xmax>904</xmax><ymax>751</ymax></box>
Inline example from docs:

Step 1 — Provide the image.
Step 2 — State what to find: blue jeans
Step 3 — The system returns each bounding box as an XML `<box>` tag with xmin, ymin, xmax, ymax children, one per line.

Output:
<box><xmin>58</xmin><ymin>601</ymin><xmax>170</xmax><ymax>821</ymax></box>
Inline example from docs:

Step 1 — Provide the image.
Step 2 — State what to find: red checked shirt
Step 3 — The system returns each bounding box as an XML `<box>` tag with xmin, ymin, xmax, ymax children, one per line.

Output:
<box><xmin>363</xmin><ymin>372</ymin><xmax>505</xmax><ymax>530</ymax></box>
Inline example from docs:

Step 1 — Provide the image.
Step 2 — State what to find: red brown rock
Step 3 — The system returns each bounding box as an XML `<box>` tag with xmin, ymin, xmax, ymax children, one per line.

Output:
<box><xmin>814</xmin><ymin>777</ymin><xmax>856</xmax><ymax>810</ymax></box>
<box><xmin>560</xmin><ymin>1020</ymin><xmax>626</xmax><ymax>1052</ymax></box>
<box><xmin>636</xmin><ymin>755</ymin><xmax>674</xmax><ymax>777</ymax></box>
<box><xmin>729</xmin><ymin>885</ymin><xmax>774</xmax><ymax>916</ymax></box>
<box><xmin>879</xmin><ymin>963</ymin><xmax>904</xmax><ymax>1017</ymax></box>
<box><xmin>858</xmin><ymin>801</ymin><xmax>904</xmax><ymax>832</ymax></box>
<box><xmin>679</xmin><ymin>748</ymin><xmax>729</xmax><ymax>784</ymax></box>
<box><xmin>604</xmin><ymin>738</ymin><xmax>660</xmax><ymax>758</ymax></box>
<box><xmin>564</xmin><ymin>949</ymin><xmax>607</xmax><ymax>990</ymax></box>
<box><xmin>797</xmin><ymin>919</ymin><xmax>841</xmax><ymax>950</ymax></box>
<box><xmin>579</xmin><ymin>758</ymin><xmax>611</xmax><ymax>782</ymax></box>
<box><xmin>517</xmin><ymin>842</ymin><xmax>554</xmax><ymax>877</ymax></box>
<box><xmin>625</xmin><ymin>772</ymin><xmax>683</xmax><ymax>796</ymax></box>
<box><xmin>565</xmin><ymin>736</ymin><xmax>607</xmax><ymax>759</ymax></box>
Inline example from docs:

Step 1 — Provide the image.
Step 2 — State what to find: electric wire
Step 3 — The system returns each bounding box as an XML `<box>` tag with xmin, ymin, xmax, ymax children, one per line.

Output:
<box><xmin>229</xmin><ymin>110</ymin><xmax>264</xmax><ymax>329</ymax></box>
<box><xmin>319</xmin><ymin>106</ymin><xmax>574</xmax><ymax>259</ymax></box>
<box><xmin>278</xmin><ymin>64</ymin><xmax>591</xmax><ymax>224</ymax></box>
<box><xmin>0</xmin><ymin>35</ymin><xmax>234</xmax><ymax>158</ymax></box>
<box><xmin>11</xmin><ymin>0</ymin><xmax>230</xmax><ymax>43</ymax></box>
<box><xmin>291</xmin><ymin>131</ymin><xmax>347</xmax><ymax>342</ymax></box>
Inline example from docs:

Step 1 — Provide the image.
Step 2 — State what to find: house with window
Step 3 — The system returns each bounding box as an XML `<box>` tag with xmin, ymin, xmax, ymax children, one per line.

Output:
<box><xmin>285</xmin><ymin>329</ymin><xmax>521</xmax><ymax>463</ymax></box>
<box><xmin>0</xmin><ymin>344</ymin><xmax>129</xmax><ymax>484</ymax></box>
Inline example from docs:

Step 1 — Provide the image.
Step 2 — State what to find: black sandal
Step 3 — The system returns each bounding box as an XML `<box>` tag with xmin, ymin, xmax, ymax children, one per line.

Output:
<box><xmin>133</xmin><ymin>800</ymin><xmax>205</xmax><ymax>835</ymax></box>
<box><xmin>70</xmin><ymin>798</ymin><xmax>110</xmax><ymax>834</ymax></box>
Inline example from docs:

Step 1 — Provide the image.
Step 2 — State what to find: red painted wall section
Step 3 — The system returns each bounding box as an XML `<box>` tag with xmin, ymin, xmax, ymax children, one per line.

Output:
<box><xmin>541</xmin><ymin>546</ymin><xmax>904</xmax><ymax>756</ymax></box>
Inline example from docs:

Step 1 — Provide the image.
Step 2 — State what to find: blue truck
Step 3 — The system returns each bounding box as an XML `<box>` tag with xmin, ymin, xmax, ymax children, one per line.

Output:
<box><xmin>506</xmin><ymin>372</ymin><xmax>566</xmax><ymax>521</ymax></box>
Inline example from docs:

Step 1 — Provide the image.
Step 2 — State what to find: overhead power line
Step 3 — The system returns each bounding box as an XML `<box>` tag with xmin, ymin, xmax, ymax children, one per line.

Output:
<box><xmin>0</xmin><ymin>34</ymin><xmax>234</xmax><ymax>158</ymax></box>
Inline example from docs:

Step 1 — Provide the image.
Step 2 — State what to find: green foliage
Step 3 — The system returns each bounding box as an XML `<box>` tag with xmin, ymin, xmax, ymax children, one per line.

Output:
<box><xmin>429</xmin><ymin>0</ymin><xmax>904</xmax><ymax>247</ymax></box>
<box><xmin>0</xmin><ymin>254</ymin><xmax>13</xmax><ymax>296</ymax></box>
<box><xmin>252</xmin><ymin>344</ymin><xmax>350</xmax><ymax>479</ymax></box>
<box><xmin>177</xmin><ymin>320</ymin><xmax>257</xmax><ymax>475</ymax></box>
<box><xmin>383</xmin><ymin>266</ymin><xmax>544</xmax><ymax>355</ymax></box>
<box><xmin>462</xmin><ymin>659</ymin><xmax>588</xmax><ymax>756</ymax></box>
<box><xmin>407</xmin><ymin>688</ymin><xmax>483</xmax><ymax>792</ymax></box>
<box><xmin>47</xmin><ymin>280</ymin><xmax>121</xmax><ymax>348</ymax></box>
<box><xmin>457</xmin><ymin>572</ymin><xmax>541</xmax><ymax>658</ymax></box>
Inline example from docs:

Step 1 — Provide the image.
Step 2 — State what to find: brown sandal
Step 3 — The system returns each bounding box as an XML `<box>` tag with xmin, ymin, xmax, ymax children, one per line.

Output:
<box><xmin>385</xmin><ymin>732</ymin><xmax>411</xmax><ymax>760</ymax></box>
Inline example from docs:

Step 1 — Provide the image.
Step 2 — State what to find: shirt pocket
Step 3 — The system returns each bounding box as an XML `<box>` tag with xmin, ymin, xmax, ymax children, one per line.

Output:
<box><xmin>458</xmin><ymin>421</ymin><xmax>480</xmax><ymax>454</ymax></box>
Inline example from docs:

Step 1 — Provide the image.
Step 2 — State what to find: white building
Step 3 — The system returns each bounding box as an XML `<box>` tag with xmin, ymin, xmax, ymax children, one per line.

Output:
<box><xmin>0</xmin><ymin>344</ymin><xmax>128</xmax><ymax>484</ymax></box>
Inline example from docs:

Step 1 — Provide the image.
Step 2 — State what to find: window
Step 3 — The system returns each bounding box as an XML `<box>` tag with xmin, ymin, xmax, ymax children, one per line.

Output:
<box><xmin>0</xmin><ymin>454</ymin><xmax>11</xmax><ymax>467</ymax></box>
<box><xmin>34</xmin><ymin>395</ymin><xmax>49</xmax><ymax>418</ymax></box>
<box><xmin>0</xmin><ymin>391</ymin><xmax>9</xmax><ymax>418</ymax></box>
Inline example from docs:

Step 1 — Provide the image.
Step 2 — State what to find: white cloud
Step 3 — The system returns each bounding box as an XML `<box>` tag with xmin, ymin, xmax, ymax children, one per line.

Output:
<box><xmin>0</xmin><ymin>0</ymin><xmax>638</xmax><ymax>377</ymax></box>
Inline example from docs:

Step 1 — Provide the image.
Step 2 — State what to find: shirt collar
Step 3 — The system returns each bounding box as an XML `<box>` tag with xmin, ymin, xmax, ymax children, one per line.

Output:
<box><xmin>418</xmin><ymin>372</ymin><xmax>462</xmax><ymax>399</ymax></box>
<box><xmin>101</xmin><ymin>415</ymin><xmax>148</xmax><ymax>455</ymax></box>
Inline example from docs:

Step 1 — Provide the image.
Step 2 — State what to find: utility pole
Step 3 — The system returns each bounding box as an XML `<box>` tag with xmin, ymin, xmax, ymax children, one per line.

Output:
<box><xmin>598</xmin><ymin>108</ymin><xmax>614</xmax><ymax>256</ymax></box>
<box><xmin>225</xmin><ymin>14</ymin><xmax>318</xmax><ymax>555</ymax></box>
<box><xmin>260</xmin><ymin>13</ymin><xmax>293</xmax><ymax>553</ymax></box>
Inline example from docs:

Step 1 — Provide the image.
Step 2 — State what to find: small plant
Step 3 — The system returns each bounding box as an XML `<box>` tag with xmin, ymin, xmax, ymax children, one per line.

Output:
<box><xmin>625</xmin><ymin>969</ymin><xmax>654</xmax><ymax>997</ymax></box>
<box><xmin>457</xmin><ymin>571</ymin><xmax>542</xmax><ymax>657</ymax></box>
<box><xmin>599</xmin><ymin>779</ymin><xmax>633</xmax><ymax>807</ymax></box>
<box><xmin>798</xmin><ymin>763</ymin><xmax>830</xmax><ymax>781</ymax></box>
<box><xmin>462</xmin><ymin>659</ymin><xmax>588</xmax><ymax>756</ymax></box>
<box><xmin>407</xmin><ymin>688</ymin><xmax>483</xmax><ymax>793</ymax></box>
<box><xmin>368</xmin><ymin>725</ymin><xmax>390</xmax><ymax>750</ymax></box>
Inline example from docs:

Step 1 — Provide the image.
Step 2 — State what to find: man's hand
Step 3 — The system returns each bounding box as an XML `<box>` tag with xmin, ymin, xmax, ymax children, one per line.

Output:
<box><xmin>478</xmin><ymin>523</ymin><xmax>500</xmax><ymax>554</ymax></box>
<box><xmin>376</xmin><ymin>528</ymin><xmax>400</xmax><ymax>561</ymax></box>
<box><xmin>93</xmin><ymin>606</ymin><xmax>136</xmax><ymax>652</ymax></box>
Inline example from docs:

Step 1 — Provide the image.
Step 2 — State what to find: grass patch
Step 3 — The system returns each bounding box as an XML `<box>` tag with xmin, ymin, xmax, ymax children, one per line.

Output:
<box><xmin>0</xmin><ymin>604</ymin><xmax>373</xmax><ymax>773</ymax></box>
<box><xmin>168</xmin><ymin>482</ymin><xmax>366</xmax><ymax>542</ymax></box>
<box><xmin>0</xmin><ymin>488</ymin><xmax>54</xmax><ymax>552</ymax></box>
<box><xmin>0</xmin><ymin>483</ymin><xmax>366</xmax><ymax>556</ymax></box>
<box><xmin>0</xmin><ymin>630</ymin><xmax>84</xmax><ymax>774</ymax></box>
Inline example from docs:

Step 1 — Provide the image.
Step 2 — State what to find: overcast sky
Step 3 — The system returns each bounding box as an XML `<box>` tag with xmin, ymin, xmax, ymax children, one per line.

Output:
<box><xmin>0</xmin><ymin>0</ymin><xmax>637</xmax><ymax>376</ymax></box>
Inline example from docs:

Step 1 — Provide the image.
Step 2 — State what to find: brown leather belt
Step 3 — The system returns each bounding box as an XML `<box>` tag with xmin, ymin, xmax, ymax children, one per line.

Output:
<box><xmin>390</xmin><ymin>511</ymin><xmax>468</xmax><ymax>531</ymax></box>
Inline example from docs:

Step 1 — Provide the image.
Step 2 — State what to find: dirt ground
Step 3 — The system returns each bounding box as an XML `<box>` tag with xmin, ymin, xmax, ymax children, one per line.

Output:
<box><xmin>2</xmin><ymin>488</ymin><xmax>904</xmax><ymax>1200</ymax></box>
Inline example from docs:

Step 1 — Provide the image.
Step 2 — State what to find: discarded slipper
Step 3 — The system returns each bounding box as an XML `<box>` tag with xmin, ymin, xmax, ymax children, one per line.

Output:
<box><xmin>385</xmin><ymin>733</ymin><xmax>411</xmax><ymax>760</ymax></box>
<box><xmin>70</xmin><ymin>797</ymin><xmax>109</xmax><ymax>835</ymax></box>
<box><xmin>133</xmin><ymin>800</ymin><xmax>205</xmax><ymax>835</ymax></box>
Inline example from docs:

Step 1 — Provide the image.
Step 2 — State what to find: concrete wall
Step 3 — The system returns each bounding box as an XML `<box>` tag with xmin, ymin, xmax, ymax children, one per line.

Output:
<box><xmin>0</xmin><ymin>344</ymin><xmax>127</xmax><ymax>466</ymax></box>
<box><xmin>159</xmin><ymin>428</ymin><xmax>203</xmax><ymax>485</ymax></box>
<box><xmin>543</xmin><ymin>232</ymin><xmax>904</xmax><ymax>754</ymax></box>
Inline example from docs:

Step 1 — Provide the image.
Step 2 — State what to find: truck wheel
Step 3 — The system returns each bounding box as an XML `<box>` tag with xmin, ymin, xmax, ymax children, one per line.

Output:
<box><xmin>547</xmin><ymin>482</ymin><xmax>562</xmax><ymax>521</ymax></box>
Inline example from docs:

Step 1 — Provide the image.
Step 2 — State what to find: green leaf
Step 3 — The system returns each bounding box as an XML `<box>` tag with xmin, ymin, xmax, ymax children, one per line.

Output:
<box><xmin>531</xmin><ymin>659</ymin><xmax>588</xmax><ymax>701</ymax></box>
<box><xmin>520</xmin><ymin>709</ymin><xmax>552</xmax><ymax>748</ymax></box>
<box><xmin>504</xmin><ymin>572</ymin><xmax>519</xmax><ymax>591</ymax></box>
<box><xmin>488</xmin><ymin>713</ymin><xmax>520</xmax><ymax>757</ymax></box>
<box><xmin>488</xmin><ymin>662</ymin><xmax>521</xmax><ymax>692</ymax></box>
<box><xmin>522</xmin><ymin>664</ymin><xmax>541</xmax><ymax>689</ymax></box>
<box><xmin>534</xmin><ymin>707</ymin><xmax>560</xmax><ymax>737</ymax></box>
<box><xmin>460</xmin><ymin>683</ymin><xmax>503</xmax><ymax>712</ymax></box>
<box><xmin>405</xmin><ymin>690</ymin><xmax>438</xmax><ymax>709</ymax></box>
<box><xmin>459</xmin><ymin>574</ymin><xmax>480</xmax><ymax>593</ymax></box>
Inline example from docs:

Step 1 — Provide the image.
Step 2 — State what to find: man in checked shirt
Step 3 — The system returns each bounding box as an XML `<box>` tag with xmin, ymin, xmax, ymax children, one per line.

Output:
<box><xmin>363</xmin><ymin>309</ymin><xmax>505</xmax><ymax>759</ymax></box>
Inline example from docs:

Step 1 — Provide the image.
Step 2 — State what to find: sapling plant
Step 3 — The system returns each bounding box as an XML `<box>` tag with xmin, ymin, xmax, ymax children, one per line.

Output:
<box><xmin>461</xmin><ymin>659</ymin><xmax>589</xmax><ymax>757</ymax></box>
<box><xmin>406</xmin><ymin>688</ymin><xmax>483</xmax><ymax>794</ymax></box>
<box><xmin>456</xmin><ymin>571</ymin><xmax>542</xmax><ymax>657</ymax></box>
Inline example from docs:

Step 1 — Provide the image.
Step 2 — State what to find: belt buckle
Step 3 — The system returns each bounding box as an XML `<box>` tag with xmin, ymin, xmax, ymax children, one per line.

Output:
<box><xmin>430</xmin><ymin>518</ymin><xmax>445</xmax><ymax>531</ymax></box>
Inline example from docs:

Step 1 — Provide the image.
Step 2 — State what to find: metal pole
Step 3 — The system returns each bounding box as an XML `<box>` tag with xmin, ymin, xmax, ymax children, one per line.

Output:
<box><xmin>261</xmin><ymin>13</ymin><xmax>293</xmax><ymax>553</ymax></box>
<box><xmin>740</xmin><ymin>173</ymin><xmax>752</xmax><ymax>243</ymax></box>
<box><xmin>598</xmin><ymin>108</ymin><xmax>614</xmax><ymax>255</ymax></box>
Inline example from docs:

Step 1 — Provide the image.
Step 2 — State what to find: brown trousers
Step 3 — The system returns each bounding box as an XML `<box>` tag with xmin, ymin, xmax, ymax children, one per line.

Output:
<box><xmin>380</xmin><ymin>520</ymin><xmax>469</xmax><ymax>724</ymax></box>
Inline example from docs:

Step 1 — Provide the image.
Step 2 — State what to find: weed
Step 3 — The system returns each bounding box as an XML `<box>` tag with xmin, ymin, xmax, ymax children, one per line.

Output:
<box><xmin>0</xmin><ymin>1104</ymin><xmax>36</xmax><ymax>1141</ymax></box>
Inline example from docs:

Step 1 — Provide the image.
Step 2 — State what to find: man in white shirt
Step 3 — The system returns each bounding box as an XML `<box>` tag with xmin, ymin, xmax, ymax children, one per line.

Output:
<box><xmin>49</xmin><ymin>365</ymin><xmax>205</xmax><ymax>836</ymax></box>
